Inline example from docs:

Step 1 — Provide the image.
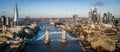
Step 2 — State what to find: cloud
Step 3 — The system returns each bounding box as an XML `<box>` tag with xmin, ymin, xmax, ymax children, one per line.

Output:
<box><xmin>93</xmin><ymin>1</ymin><xmax>104</xmax><ymax>6</ymax></box>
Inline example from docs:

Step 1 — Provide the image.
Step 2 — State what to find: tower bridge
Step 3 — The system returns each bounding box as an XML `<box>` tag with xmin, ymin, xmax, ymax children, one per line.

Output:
<box><xmin>31</xmin><ymin>25</ymin><xmax>80</xmax><ymax>44</ymax></box>
<box><xmin>31</xmin><ymin>26</ymin><xmax>80</xmax><ymax>44</ymax></box>
<box><xmin>44</xmin><ymin>27</ymin><xmax>66</xmax><ymax>44</ymax></box>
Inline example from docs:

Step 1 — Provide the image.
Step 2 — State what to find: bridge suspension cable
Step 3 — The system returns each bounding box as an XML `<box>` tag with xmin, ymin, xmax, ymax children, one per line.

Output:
<box><xmin>66</xmin><ymin>33</ymin><xmax>80</xmax><ymax>40</ymax></box>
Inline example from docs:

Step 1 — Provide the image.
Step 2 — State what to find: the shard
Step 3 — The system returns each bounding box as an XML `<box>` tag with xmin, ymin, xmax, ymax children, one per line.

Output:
<box><xmin>14</xmin><ymin>3</ymin><xmax>19</xmax><ymax>26</ymax></box>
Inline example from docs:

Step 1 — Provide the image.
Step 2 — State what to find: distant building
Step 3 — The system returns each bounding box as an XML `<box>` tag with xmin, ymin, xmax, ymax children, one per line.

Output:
<box><xmin>73</xmin><ymin>14</ymin><xmax>79</xmax><ymax>23</ymax></box>
<box><xmin>108</xmin><ymin>12</ymin><xmax>113</xmax><ymax>22</ymax></box>
<box><xmin>116</xmin><ymin>18</ymin><xmax>120</xmax><ymax>26</ymax></box>
<box><xmin>103</xmin><ymin>13</ymin><xmax>108</xmax><ymax>24</ymax></box>
<box><xmin>6</xmin><ymin>17</ymin><xmax>10</xmax><ymax>27</ymax></box>
<box><xmin>97</xmin><ymin>13</ymin><xmax>101</xmax><ymax>24</ymax></box>
<box><xmin>102</xmin><ymin>12</ymin><xmax>113</xmax><ymax>24</ymax></box>
<box><xmin>88</xmin><ymin>7</ymin><xmax>98</xmax><ymax>23</ymax></box>
<box><xmin>1</xmin><ymin>16</ymin><xmax>7</xmax><ymax>32</ymax></box>
<box><xmin>24</xmin><ymin>16</ymin><xmax>31</xmax><ymax>25</ymax></box>
<box><xmin>13</xmin><ymin>3</ymin><xmax>19</xmax><ymax>26</ymax></box>
<box><xmin>92</xmin><ymin>7</ymin><xmax>98</xmax><ymax>22</ymax></box>
<box><xmin>1</xmin><ymin>16</ymin><xmax>6</xmax><ymax>25</ymax></box>
<box><xmin>112</xmin><ymin>16</ymin><xmax>119</xmax><ymax>26</ymax></box>
<box><xmin>0</xmin><ymin>18</ymin><xmax>2</xmax><ymax>28</ymax></box>
<box><xmin>88</xmin><ymin>9</ymin><xmax>92</xmax><ymax>21</ymax></box>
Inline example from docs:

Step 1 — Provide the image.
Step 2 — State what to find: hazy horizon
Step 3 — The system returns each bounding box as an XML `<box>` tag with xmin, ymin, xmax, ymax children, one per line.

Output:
<box><xmin>0</xmin><ymin>0</ymin><xmax>120</xmax><ymax>18</ymax></box>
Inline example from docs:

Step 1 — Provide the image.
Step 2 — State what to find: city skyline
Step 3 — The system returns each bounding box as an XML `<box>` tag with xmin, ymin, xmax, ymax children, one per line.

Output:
<box><xmin>0</xmin><ymin>0</ymin><xmax>120</xmax><ymax>18</ymax></box>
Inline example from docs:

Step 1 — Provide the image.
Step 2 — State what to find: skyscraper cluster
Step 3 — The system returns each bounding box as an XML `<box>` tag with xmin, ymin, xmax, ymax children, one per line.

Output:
<box><xmin>102</xmin><ymin>12</ymin><xmax>113</xmax><ymax>24</ymax></box>
<box><xmin>88</xmin><ymin>7</ymin><xmax>114</xmax><ymax>24</ymax></box>
<box><xmin>88</xmin><ymin>7</ymin><xmax>98</xmax><ymax>23</ymax></box>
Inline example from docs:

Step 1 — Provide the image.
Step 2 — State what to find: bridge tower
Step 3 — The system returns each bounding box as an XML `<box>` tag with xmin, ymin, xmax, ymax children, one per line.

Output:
<box><xmin>44</xmin><ymin>28</ymin><xmax>49</xmax><ymax>44</ymax></box>
<box><xmin>61</xmin><ymin>26</ymin><xmax>66</xmax><ymax>44</ymax></box>
<box><xmin>44</xmin><ymin>27</ymin><xmax>66</xmax><ymax>44</ymax></box>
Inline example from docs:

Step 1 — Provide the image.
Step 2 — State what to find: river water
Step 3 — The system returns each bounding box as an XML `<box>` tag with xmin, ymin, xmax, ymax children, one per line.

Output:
<box><xmin>23</xmin><ymin>22</ymin><xmax>85</xmax><ymax>52</ymax></box>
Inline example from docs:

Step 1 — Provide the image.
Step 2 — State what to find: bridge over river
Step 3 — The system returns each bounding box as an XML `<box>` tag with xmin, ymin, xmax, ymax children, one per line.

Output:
<box><xmin>23</xmin><ymin>22</ymin><xmax>92</xmax><ymax>52</ymax></box>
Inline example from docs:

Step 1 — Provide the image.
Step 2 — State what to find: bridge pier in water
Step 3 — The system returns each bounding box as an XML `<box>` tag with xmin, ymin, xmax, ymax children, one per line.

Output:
<box><xmin>44</xmin><ymin>27</ymin><xmax>66</xmax><ymax>44</ymax></box>
<box><xmin>44</xmin><ymin>28</ymin><xmax>49</xmax><ymax>44</ymax></box>
<box><xmin>61</xmin><ymin>27</ymin><xmax>66</xmax><ymax>44</ymax></box>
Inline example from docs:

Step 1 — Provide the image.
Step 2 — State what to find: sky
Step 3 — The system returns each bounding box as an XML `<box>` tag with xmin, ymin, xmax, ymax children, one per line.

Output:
<box><xmin>0</xmin><ymin>0</ymin><xmax>120</xmax><ymax>18</ymax></box>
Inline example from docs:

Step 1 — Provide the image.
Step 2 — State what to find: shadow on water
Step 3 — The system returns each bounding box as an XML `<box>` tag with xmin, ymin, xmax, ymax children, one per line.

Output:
<box><xmin>24</xmin><ymin>40</ymin><xmax>82</xmax><ymax>52</ymax></box>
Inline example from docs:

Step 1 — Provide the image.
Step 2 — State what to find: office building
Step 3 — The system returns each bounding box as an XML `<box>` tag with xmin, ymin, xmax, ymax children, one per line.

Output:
<box><xmin>73</xmin><ymin>14</ymin><xmax>79</xmax><ymax>23</ymax></box>
<box><xmin>88</xmin><ymin>7</ymin><xmax>98</xmax><ymax>23</ymax></box>
<box><xmin>103</xmin><ymin>13</ymin><xmax>108</xmax><ymax>24</ymax></box>
<box><xmin>13</xmin><ymin>3</ymin><xmax>19</xmax><ymax>26</ymax></box>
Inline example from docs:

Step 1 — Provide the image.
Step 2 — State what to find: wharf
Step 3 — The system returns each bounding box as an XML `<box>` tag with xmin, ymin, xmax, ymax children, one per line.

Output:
<box><xmin>79</xmin><ymin>41</ymin><xmax>92</xmax><ymax>52</ymax></box>
<box><xmin>9</xmin><ymin>40</ymin><xmax>27</xmax><ymax>52</ymax></box>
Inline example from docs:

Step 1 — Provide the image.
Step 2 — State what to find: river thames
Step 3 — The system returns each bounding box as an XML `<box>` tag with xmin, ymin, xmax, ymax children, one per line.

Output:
<box><xmin>23</xmin><ymin>22</ymin><xmax>91</xmax><ymax>52</ymax></box>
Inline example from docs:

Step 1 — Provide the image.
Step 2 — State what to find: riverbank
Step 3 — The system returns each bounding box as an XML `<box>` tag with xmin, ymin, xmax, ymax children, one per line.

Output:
<box><xmin>0</xmin><ymin>22</ymin><xmax>40</xmax><ymax>52</ymax></box>
<box><xmin>64</xmin><ymin>22</ymin><xmax>120</xmax><ymax>52</ymax></box>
